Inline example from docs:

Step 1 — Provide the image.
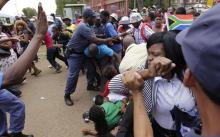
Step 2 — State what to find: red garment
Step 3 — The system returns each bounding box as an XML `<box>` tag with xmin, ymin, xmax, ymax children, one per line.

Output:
<box><xmin>117</xmin><ymin>25</ymin><xmax>126</xmax><ymax>33</ymax></box>
<box><xmin>44</xmin><ymin>32</ymin><xmax>53</xmax><ymax>48</ymax></box>
<box><xmin>101</xmin><ymin>80</ymin><xmax>110</xmax><ymax>97</ymax></box>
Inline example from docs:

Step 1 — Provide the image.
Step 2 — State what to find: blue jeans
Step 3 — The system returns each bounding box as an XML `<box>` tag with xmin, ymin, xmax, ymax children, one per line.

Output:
<box><xmin>64</xmin><ymin>54</ymin><xmax>85</xmax><ymax>95</ymax></box>
<box><xmin>0</xmin><ymin>89</ymin><xmax>25</xmax><ymax>135</ymax></box>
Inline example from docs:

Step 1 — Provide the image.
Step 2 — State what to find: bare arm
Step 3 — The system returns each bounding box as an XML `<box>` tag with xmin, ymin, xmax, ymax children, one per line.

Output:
<box><xmin>133</xmin><ymin>90</ymin><xmax>153</xmax><ymax>137</ymax></box>
<box><xmin>0</xmin><ymin>0</ymin><xmax>9</xmax><ymax>10</ymax></box>
<box><xmin>92</xmin><ymin>37</ymin><xmax>112</xmax><ymax>45</ymax></box>
<box><xmin>2</xmin><ymin>3</ymin><xmax>48</xmax><ymax>87</ymax></box>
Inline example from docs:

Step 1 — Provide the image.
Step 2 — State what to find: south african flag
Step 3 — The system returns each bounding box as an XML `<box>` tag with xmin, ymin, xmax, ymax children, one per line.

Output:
<box><xmin>165</xmin><ymin>14</ymin><xmax>193</xmax><ymax>31</ymax></box>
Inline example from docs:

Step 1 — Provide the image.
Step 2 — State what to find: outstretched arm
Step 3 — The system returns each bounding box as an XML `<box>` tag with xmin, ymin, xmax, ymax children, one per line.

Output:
<box><xmin>0</xmin><ymin>0</ymin><xmax>9</xmax><ymax>10</ymax></box>
<box><xmin>2</xmin><ymin>3</ymin><xmax>48</xmax><ymax>88</ymax></box>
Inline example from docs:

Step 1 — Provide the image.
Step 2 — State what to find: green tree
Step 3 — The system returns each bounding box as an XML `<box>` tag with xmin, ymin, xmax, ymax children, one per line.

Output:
<box><xmin>22</xmin><ymin>7</ymin><xmax>37</xmax><ymax>18</ymax></box>
<box><xmin>55</xmin><ymin>0</ymin><xmax>79</xmax><ymax>16</ymax></box>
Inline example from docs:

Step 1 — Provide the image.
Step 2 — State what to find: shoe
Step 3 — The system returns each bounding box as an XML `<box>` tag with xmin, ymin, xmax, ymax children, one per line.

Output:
<box><xmin>48</xmin><ymin>65</ymin><xmax>53</xmax><ymax>68</ymax></box>
<box><xmin>31</xmin><ymin>69</ymin><xmax>42</xmax><ymax>76</ymax></box>
<box><xmin>1</xmin><ymin>132</ymin><xmax>10</xmax><ymax>137</ymax></box>
<box><xmin>87</xmin><ymin>85</ymin><xmax>100</xmax><ymax>91</ymax></box>
<box><xmin>64</xmin><ymin>94</ymin><xmax>74</xmax><ymax>106</ymax></box>
<box><xmin>10</xmin><ymin>132</ymin><xmax>34</xmax><ymax>137</ymax></box>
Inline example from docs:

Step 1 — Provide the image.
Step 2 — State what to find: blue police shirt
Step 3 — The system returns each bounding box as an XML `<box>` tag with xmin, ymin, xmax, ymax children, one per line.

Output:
<box><xmin>0</xmin><ymin>72</ymin><xmax>3</xmax><ymax>89</ymax></box>
<box><xmin>104</xmin><ymin>22</ymin><xmax>122</xmax><ymax>54</ymax></box>
<box><xmin>67</xmin><ymin>22</ymin><xmax>95</xmax><ymax>53</ymax></box>
<box><xmin>84</xmin><ymin>44</ymin><xmax>113</xmax><ymax>59</ymax></box>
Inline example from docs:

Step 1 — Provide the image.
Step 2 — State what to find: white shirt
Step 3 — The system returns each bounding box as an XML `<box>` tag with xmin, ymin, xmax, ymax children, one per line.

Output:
<box><xmin>153</xmin><ymin>76</ymin><xmax>195</xmax><ymax>130</ymax></box>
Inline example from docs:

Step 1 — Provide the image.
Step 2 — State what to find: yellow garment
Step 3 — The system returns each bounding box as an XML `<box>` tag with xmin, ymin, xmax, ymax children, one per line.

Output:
<box><xmin>64</xmin><ymin>24</ymin><xmax>77</xmax><ymax>37</ymax></box>
<box><xmin>119</xmin><ymin>43</ymin><xmax>148</xmax><ymax>73</ymax></box>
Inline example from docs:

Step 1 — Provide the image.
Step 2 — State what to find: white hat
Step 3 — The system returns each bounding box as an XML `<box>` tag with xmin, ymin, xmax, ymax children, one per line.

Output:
<box><xmin>119</xmin><ymin>16</ymin><xmax>130</xmax><ymax>25</ymax></box>
<box><xmin>131</xmin><ymin>9</ymin><xmax>138</xmax><ymax>12</ymax></box>
<box><xmin>130</xmin><ymin>13</ymin><xmax>143</xmax><ymax>23</ymax></box>
<box><xmin>47</xmin><ymin>16</ymin><xmax>54</xmax><ymax>23</ymax></box>
<box><xmin>110</xmin><ymin>13</ymin><xmax>118</xmax><ymax>21</ymax></box>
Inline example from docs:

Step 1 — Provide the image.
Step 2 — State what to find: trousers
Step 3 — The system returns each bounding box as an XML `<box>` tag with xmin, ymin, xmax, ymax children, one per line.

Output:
<box><xmin>0</xmin><ymin>89</ymin><xmax>25</xmax><ymax>135</ymax></box>
<box><xmin>64</xmin><ymin>54</ymin><xmax>84</xmax><ymax>95</ymax></box>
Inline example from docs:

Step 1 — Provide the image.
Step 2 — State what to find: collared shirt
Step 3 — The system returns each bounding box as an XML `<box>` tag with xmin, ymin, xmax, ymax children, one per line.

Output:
<box><xmin>104</xmin><ymin>22</ymin><xmax>122</xmax><ymax>53</ymax></box>
<box><xmin>153</xmin><ymin>76</ymin><xmax>195</xmax><ymax>130</ymax></box>
<box><xmin>67</xmin><ymin>22</ymin><xmax>95</xmax><ymax>53</ymax></box>
<box><xmin>0</xmin><ymin>72</ymin><xmax>3</xmax><ymax>89</ymax></box>
<box><xmin>133</xmin><ymin>22</ymin><xmax>154</xmax><ymax>44</ymax></box>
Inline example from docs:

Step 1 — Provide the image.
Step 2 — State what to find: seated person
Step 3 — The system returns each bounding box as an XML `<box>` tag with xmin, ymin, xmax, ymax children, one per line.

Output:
<box><xmin>82</xmin><ymin>95</ymin><xmax>127</xmax><ymax>137</ymax></box>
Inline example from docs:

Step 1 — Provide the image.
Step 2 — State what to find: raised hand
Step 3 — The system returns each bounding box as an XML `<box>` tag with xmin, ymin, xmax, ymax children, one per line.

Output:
<box><xmin>139</xmin><ymin>57</ymin><xmax>176</xmax><ymax>79</ymax></box>
<box><xmin>35</xmin><ymin>3</ymin><xmax>48</xmax><ymax>38</ymax></box>
<box><xmin>122</xmin><ymin>71</ymin><xmax>144</xmax><ymax>92</ymax></box>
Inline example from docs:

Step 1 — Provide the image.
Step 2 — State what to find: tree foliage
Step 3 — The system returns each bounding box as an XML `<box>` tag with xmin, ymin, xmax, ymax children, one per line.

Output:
<box><xmin>55</xmin><ymin>0</ymin><xmax>79</xmax><ymax>16</ymax></box>
<box><xmin>22</xmin><ymin>7</ymin><xmax>37</xmax><ymax>18</ymax></box>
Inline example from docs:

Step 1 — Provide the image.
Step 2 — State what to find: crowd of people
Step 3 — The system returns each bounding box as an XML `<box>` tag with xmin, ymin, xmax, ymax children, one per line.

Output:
<box><xmin>0</xmin><ymin>0</ymin><xmax>220</xmax><ymax>137</ymax></box>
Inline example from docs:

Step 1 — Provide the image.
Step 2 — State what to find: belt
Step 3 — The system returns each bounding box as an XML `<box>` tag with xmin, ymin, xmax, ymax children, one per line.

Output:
<box><xmin>66</xmin><ymin>47</ymin><xmax>83</xmax><ymax>55</ymax></box>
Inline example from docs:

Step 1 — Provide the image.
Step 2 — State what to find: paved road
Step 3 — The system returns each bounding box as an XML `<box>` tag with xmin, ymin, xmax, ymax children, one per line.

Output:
<box><xmin>19</xmin><ymin>47</ymin><xmax>97</xmax><ymax>137</ymax></box>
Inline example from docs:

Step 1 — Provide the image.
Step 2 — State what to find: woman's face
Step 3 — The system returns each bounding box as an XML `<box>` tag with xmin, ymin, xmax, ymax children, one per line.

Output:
<box><xmin>17</xmin><ymin>24</ymin><xmax>24</xmax><ymax>31</ymax></box>
<box><xmin>147</xmin><ymin>43</ymin><xmax>166</xmax><ymax>66</ymax></box>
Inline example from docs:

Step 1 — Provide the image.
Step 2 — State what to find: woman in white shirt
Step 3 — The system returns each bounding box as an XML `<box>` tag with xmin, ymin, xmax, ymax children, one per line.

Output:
<box><xmin>146</xmin><ymin>31</ymin><xmax>198</xmax><ymax>137</ymax></box>
<box><xmin>110</xmin><ymin>31</ymin><xmax>199</xmax><ymax>137</ymax></box>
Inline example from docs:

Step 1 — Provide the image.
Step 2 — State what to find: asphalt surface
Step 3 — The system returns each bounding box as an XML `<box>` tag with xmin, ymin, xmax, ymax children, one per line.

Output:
<box><xmin>18</xmin><ymin>47</ymin><xmax>97</xmax><ymax>137</ymax></box>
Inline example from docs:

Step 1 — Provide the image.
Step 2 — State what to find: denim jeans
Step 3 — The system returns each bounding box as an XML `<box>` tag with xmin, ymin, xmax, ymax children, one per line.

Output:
<box><xmin>0</xmin><ymin>89</ymin><xmax>25</xmax><ymax>135</ymax></box>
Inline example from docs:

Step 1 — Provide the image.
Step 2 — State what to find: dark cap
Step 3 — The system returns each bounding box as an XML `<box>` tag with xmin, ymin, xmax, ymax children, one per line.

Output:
<box><xmin>62</xmin><ymin>17</ymin><xmax>71</xmax><ymax>21</ymax></box>
<box><xmin>83</xmin><ymin>8</ymin><xmax>96</xmax><ymax>18</ymax></box>
<box><xmin>176</xmin><ymin>4</ymin><xmax>220</xmax><ymax>104</ymax></box>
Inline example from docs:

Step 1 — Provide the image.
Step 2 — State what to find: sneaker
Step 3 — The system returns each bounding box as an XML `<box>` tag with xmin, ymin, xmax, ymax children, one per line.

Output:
<box><xmin>64</xmin><ymin>94</ymin><xmax>74</xmax><ymax>106</ymax></box>
<box><xmin>48</xmin><ymin>65</ymin><xmax>53</xmax><ymax>68</ymax></box>
<box><xmin>10</xmin><ymin>132</ymin><xmax>33</xmax><ymax>137</ymax></box>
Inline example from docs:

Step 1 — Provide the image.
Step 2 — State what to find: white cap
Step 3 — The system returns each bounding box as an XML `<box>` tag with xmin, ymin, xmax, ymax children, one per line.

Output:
<box><xmin>47</xmin><ymin>16</ymin><xmax>54</xmax><ymax>23</ymax></box>
<box><xmin>110</xmin><ymin>13</ymin><xmax>118</xmax><ymax>21</ymax></box>
<box><xmin>131</xmin><ymin>9</ymin><xmax>138</xmax><ymax>12</ymax></box>
<box><xmin>130</xmin><ymin>13</ymin><xmax>143</xmax><ymax>23</ymax></box>
<box><xmin>119</xmin><ymin>16</ymin><xmax>130</xmax><ymax>25</ymax></box>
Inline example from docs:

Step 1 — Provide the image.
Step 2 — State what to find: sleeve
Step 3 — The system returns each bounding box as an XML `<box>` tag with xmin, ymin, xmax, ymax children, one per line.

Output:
<box><xmin>108</xmin><ymin>74</ymin><xmax>129</xmax><ymax>95</ymax></box>
<box><xmin>144</xmin><ymin>25</ymin><xmax>154</xmax><ymax>39</ymax></box>
<box><xmin>100</xmin><ymin>45</ymin><xmax>114</xmax><ymax>57</ymax></box>
<box><xmin>80</xmin><ymin>24</ymin><xmax>95</xmax><ymax>42</ymax></box>
<box><xmin>0</xmin><ymin>72</ymin><xmax>3</xmax><ymax>88</ymax></box>
<box><xmin>106</xmin><ymin>23</ymin><xmax>118</xmax><ymax>37</ymax></box>
<box><xmin>84</xmin><ymin>47</ymin><xmax>90</xmax><ymax>57</ymax></box>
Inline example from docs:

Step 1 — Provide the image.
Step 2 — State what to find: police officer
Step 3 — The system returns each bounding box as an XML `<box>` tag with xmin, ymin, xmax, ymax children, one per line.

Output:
<box><xmin>64</xmin><ymin>8</ymin><xmax>112</xmax><ymax>106</ymax></box>
<box><xmin>0</xmin><ymin>3</ymin><xmax>48</xmax><ymax>137</ymax></box>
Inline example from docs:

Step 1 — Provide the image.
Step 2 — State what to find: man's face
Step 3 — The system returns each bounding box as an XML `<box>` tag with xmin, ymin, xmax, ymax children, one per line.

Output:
<box><xmin>100</xmin><ymin>14</ymin><xmax>108</xmax><ymax>24</ymax></box>
<box><xmin>64</xmin><ymin>20</ymin><xmax>71</xmax><ymax>26</ymax></box>
<box><xmin>87</xmin><ymin>16</ymin><xmax>95</xmax><ymax>26</ymax></box>
<box><xmin>132</xmin><ymin>21</ymin><xmax>141</xmax><ymax>28</ymax></box>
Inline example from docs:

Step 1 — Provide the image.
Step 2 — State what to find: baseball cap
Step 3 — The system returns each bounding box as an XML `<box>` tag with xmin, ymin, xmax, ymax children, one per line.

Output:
<box><xmin>83</xmin><ymin>8</ymin><xmax>96</xmax><ymax>18</ymax></box>
<box><xmin>176</xmin><ymin>4</ymin><xmax>220</xmax><ymax>104</ymax></box>
<box><xmin>130</xmin><ymin>13</ymin><xmax>143</xmax><ymax>23</ymax></box>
